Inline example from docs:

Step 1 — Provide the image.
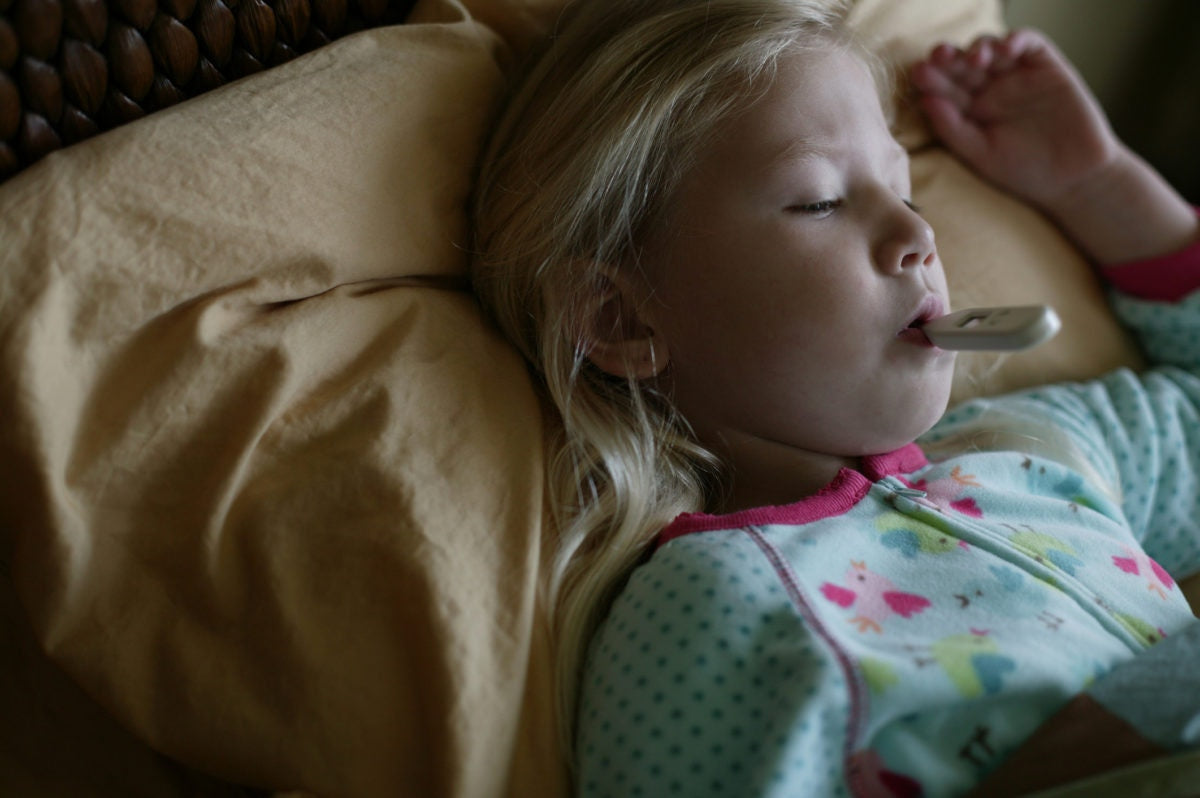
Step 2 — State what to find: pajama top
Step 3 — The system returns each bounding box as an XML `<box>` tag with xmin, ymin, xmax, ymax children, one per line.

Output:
<box><xmin>576</xmin><ymin>230</ymin><xmax>1200</xmax><ymax>797</ymax></box>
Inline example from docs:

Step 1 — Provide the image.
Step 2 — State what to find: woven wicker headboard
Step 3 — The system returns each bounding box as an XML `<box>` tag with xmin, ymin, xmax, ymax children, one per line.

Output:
<box><xmin>0</xmin><ymin>0</ymin><xmax>417</xmax><ymax>183</ymax></box>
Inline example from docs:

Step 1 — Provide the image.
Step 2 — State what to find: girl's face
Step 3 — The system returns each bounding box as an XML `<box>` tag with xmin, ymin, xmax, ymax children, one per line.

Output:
<box><xmin>638</xmin><ymin>45</ymin><xmax>956</xmax><ymax>506</ymax></box>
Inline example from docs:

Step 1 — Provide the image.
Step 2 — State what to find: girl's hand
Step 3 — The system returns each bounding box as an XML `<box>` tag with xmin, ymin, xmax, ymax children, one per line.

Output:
<box><xmin>911</xmin><ymin>30</ymin><xmax>1198</xmax><ymax>264</ymax></box>
<box><xmin>909</xmin><ymin>30</ymin><xmax>1118</xmax><ymax>211</ymax></box>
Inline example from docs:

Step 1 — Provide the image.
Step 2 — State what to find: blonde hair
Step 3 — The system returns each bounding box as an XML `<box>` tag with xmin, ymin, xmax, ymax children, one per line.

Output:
<box><xmin>470</xmin><ymin>0</ymin><xmax>858</xmax><ymax>757</ymax></box>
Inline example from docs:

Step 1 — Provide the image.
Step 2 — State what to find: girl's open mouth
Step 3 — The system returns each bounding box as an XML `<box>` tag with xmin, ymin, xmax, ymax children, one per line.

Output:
<box><xmin>897</xmin><ymin>295</ymin><xmax>944</xmax><ymax>348</ymax></box>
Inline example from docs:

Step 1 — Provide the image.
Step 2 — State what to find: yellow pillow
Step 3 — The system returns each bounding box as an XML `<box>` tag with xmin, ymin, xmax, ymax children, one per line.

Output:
<box><xmin>0</xmin><ymin>0</ymin><xmax>1145</xmax><ymax>796</ymax></box>
<box><xmin>0</xmin><ymin>10</ymin><xmax>560</xmax><ymax>797</ymax></box>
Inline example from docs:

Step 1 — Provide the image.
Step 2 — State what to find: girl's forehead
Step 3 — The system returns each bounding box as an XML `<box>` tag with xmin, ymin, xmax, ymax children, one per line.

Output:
<box><xmin>706</xmin><ymin>47</ymin><xmax>897</xmax><ymax>168</ymax></box>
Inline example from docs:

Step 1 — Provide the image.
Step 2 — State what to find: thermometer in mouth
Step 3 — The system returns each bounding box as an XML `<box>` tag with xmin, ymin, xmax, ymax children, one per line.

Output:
<box><xmin>919</xmin><ymin>305</ymin><xmax>1061</xmax><ymax>351</ymax></box>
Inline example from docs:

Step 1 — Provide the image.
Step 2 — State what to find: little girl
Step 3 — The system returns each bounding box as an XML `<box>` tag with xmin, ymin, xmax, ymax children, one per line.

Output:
<box><xmin>470</xmin><ymin>0</ymin><xmax>1200</xmax><ymax>794</ymax></box>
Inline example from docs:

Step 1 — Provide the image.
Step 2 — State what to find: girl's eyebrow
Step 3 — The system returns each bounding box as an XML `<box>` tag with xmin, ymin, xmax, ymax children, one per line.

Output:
<box><xmin>768</xmin><ymin>137</ymin><xmax>823</xmax><ymax>168</ymax></box>
<box><xmin>765</xmin><ymin>138</ymin><xmax>908</xmax><ymax>172</ymax></box>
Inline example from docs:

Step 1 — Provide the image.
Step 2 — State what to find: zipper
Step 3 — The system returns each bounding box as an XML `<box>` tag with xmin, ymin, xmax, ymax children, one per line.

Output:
<box><xmin>873</xmin><ymin>477</ymin><xmax>1149</xmax><ymax>654</ymax></box>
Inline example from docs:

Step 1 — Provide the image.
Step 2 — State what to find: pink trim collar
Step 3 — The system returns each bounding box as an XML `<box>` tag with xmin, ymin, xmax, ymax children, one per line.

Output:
<box><xmin>657</xmin><ymin>443</ymin><xmax>927</xmax><ymax>546</ymax></box>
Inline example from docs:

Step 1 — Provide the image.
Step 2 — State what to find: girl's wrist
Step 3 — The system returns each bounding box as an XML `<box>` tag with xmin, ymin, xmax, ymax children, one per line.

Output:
<box><xmin>1042</xmin><ymin>147</ymin><xmax>1200</xmax><ymax>265</ymax></box>
<box><xmin>1102</xmin><ymin>206</ymin><xmax>1200</xmax><ymax>302</ymax></box>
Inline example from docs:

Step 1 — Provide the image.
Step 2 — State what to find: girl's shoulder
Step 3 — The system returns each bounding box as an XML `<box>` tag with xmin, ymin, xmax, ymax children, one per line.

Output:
<box><xmin>610</xmin><ymin>527</ymin><xmax>815</xmax><ymax>644</ymax></box>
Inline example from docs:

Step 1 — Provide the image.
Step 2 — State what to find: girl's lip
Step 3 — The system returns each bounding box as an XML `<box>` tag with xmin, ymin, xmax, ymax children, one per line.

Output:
<box><xmin>908</xmin><ymin>295</ymin><xmax>946</xmax><ymax>329</ymax></box>
<box><xmin>897</xmin><ymin>295</ymin><xmax>946</xmax><ymax>348</ymax></box>
<box><xmin>897</xmin><ymin>325</ymin><xmax>937</xmax><ymax>348</ymax></box>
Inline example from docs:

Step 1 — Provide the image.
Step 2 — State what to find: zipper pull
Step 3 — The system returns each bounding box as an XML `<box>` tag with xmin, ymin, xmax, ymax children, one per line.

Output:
<box><xmin>893</xmin><ymin>486</ymin><xmax>927</xmax><ymax>499</ymax></box>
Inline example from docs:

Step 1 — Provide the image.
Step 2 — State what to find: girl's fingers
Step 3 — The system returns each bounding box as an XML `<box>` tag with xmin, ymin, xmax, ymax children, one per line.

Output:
<box><xmin>929</xmin><ymin>42</ymin><xmax>961</xmax><ymax>68</ymax></box>
<box><xmin>918</xmin><ymin>38</ymin><xmax>995</xmax><ymax>95</ymax></box>
<box><xmin>1004</xmin><ymin>29</ymin><xmax>1045</xmax><ymax>59</ymax></box>
<box><xmin>938</xmin><ymin>46</ymin><xmax>980</xmax><ymax>89</ymax></box>
<box><xmin>1005</xmin><ymin>28</ymin><xmax>1059</xmax><ymax>72</ymax></box>
<box><xmin>914</xmin><ymin>31</ymin><xmax>1040</xmax><ymax>105</ymax></box>
<box><xmin>988</xmin><ymin>43</ymin><xmax>1017</xmax><ymax>74</ymax></box>
<box><xmin>917</xmin><ymin>93</ymin><xmax>988</xmax><ymax>163</ymax></box>
<box><xmin>910</xmin><ymin>61</ymin><xmax>972</xmax><ymax>110</ymax></box>
<box><xmin>966</xmin><ymin>36</ymin><xmax>998</xmax><ymax>73</ymax></box>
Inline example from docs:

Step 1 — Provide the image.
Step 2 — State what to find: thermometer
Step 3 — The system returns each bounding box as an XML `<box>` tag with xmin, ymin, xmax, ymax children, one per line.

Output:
<box><xmin>920</xmin><ymin>305</ymin><xmax>1061</xmax><ymax>351</ymax></box>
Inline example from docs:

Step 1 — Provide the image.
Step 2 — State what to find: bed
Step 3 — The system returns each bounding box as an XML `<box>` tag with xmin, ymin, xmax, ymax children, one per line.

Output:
<box><xmin>1</xmin><ymin>0</ymin><xmax>1197</xmax><ymax>795</ymax></box>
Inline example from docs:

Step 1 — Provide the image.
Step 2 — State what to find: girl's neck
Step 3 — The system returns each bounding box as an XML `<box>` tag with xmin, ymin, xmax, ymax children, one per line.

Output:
<box><xmin>712</xmin><ymin>432</ymin><xmax>860</xmax><ymax>513</ymax></box>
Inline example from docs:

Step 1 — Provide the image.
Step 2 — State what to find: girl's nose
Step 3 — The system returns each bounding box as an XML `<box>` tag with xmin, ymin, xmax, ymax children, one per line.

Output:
<box><xmin>877</xmin><ymin>204</ymin><xmax>937</xmax><ymax>275</ymax></box>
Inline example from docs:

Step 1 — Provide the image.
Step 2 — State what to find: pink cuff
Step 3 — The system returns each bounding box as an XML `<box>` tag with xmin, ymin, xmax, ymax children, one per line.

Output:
<box><xmin>1102</xmin><ymin>207</ymin><xmax>1200</xmax><ymax>302</ymax></box>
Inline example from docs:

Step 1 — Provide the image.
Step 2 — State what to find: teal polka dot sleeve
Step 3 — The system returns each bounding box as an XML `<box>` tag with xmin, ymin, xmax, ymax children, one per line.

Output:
<box><xmin>576</xmin><ymin>531</ymin><xmax>853</xmax><ymax>797</ymax></box>
<box><xmin>1100</xmin><ymin>288</ymin><xmax>1200</xmax><ymax>574</ymax></box>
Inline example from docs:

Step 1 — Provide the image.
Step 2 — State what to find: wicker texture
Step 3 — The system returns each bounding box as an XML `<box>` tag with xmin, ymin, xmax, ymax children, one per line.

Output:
<box><xmin>0</xmin><ymin>0</ymin><xmax>416</xmax><ymax>181</ymax></box>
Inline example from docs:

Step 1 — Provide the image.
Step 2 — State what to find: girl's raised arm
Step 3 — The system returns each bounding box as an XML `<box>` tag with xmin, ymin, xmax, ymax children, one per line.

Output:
<box><xmin>911</xmin><ymin>30</ymin><xmax>1199</xmax><ymax>265</ymax></box>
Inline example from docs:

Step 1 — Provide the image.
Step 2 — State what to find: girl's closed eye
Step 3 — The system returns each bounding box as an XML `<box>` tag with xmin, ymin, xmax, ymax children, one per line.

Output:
<box><xmin>789</xmin><ymin>198</ymin><xmax>843</xmax><ymax>215</ymax></box>
<box><xmin>903</xmin><ymin>198</ymin><xmax>922</xmax><ymax>214</ymax></box>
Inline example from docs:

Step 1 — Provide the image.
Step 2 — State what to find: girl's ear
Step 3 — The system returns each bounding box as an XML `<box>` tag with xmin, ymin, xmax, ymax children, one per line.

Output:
<box><xmin>585</xmin><ymin>271</ymin><xmax>669</xmax><ymax>380</ymax></box>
